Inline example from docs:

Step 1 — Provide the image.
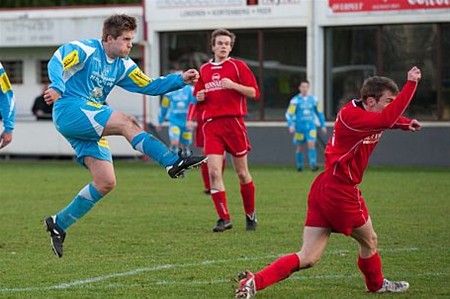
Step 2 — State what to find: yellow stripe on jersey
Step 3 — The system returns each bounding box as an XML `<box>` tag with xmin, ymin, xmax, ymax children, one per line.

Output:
<box><xmin>87</xmin><ymin>101</ymin><xmax>103</xmax><ymax>109</ymax></box>
<box><xmin>309</xmin><ymin>130</ymin><xmax>317</xmax><ymax>138</ymax></box>
<box><xmin>0</xmin><ymin>72</ymin><xmax>12</xmax><ymax>93</ymax></box>
<box><xmin>287</xmin><ymin>105</ymin><xmax>296</xmax><ymax>114</ymax></box>
<box><xmin>97</xmin><ymin>137</ymin><xmax>110</xmax><ymax>149</ymax></box>
<box><xmin>62</xmin><ymin>50</ymin><xmax>80</xmax><ymax>71</ymax></box>
<box><xmin>161</xmin><ymin>96</ymin><xmax>170</xmax><ymax>108</ymax></box>
<box><xmin>128</xmin><ymin>68</ymin><xmax>153</xmax><ymax>87</ymax></box>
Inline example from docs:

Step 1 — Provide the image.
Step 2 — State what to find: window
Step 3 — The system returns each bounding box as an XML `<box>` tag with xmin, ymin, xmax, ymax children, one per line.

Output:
<box><xmin>325</xmin><ymin>23</ymin><xmax>450</xmax><ymax>121</ymax></box>
<box><xmin>2</xmin><ymin>60</ymin><xmax>23</xmax><ymax>84</ymax></box>
<box><xmin>159</xmin><ymin>28</ymin><xmax>306</xmax><ymax>121</ymax></box>
<box><xmin>39</xmin><ymin>60</ymin><xmax>50</xmax><ymax>84</ymax></box>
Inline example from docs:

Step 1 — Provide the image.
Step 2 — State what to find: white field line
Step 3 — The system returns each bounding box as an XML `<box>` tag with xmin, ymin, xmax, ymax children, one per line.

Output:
<box><xmin>0</xmin><ymin>246</ymin><xmax>438</xmax><ymax>293</ymax></box>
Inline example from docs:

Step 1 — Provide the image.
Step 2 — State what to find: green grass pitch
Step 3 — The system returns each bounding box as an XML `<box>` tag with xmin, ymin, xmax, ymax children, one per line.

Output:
<box><xmin>0</xmin><ymin>160</ymin><xmax>449</xmax><ymax>298</ymax></box>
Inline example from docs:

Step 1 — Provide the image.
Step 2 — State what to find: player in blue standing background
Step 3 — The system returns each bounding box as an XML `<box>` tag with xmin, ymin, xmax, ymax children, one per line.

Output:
<box><xmin>0</xmin><ymin>62</ymin><xmax>16</xmax><ymax>150</ymax></box>
<box><xmin>285</xmin><ymin>80</ymin><xmax>327</xmax><ymax>172</ymax></box>
<box><xmin>156</xmin><ymin>71</ymin><xmax>196</xmax><ymax>156</ymax></box>
<box><xmin>43</xmin><ymin>14</ymin><xmax>207</xmax><ymax>258</ymax></box>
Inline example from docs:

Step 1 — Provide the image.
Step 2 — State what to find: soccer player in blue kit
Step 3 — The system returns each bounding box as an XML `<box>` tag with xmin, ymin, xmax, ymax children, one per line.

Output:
<box><xmin>285</xmin><ymin>80</ymin><xmax>327</xmax><ymax>171</ymax></box>
<box><xmin>43</xmin><ymin>14</ymin><xmax>207</xmax><ymax>258</ymax></box>
<box><xmin>157</xmin><ymin>74</ymin><xmax>196</xmax><ymax>155</ymax></box>
<box><xmin>0</xmin><ymin>62</ymin><xmax>16</xmax><ymax>150</ymax></box>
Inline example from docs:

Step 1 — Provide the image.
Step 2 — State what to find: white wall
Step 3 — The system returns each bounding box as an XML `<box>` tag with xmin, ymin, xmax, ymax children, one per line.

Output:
<box><xmin>0</xmin><ymin>5</ymin><xmax>146</xmax><ymax>121</ymax></box>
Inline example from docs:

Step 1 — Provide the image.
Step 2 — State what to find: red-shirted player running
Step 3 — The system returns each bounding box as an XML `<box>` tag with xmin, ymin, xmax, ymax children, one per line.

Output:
<box><xmin>235</xmin><ymin>67</ymin><xmax>422</xmax><ymax>298</ymax></box>
<box><xmin>194</xmin><ymin>28</ymin><xmax>260</xmax><ymax>232</ymax></box>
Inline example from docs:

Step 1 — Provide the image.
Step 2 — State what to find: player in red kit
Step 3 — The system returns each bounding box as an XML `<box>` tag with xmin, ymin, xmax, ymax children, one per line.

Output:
<box><xmin>235</xmin><ymin>67</ymin><xmax>422</xmax><ymax>298</ymax></box>
<box><xmin>194</xmin><ymin>28</ymin><xmax>260</xmax><ymax>232</ymax></box>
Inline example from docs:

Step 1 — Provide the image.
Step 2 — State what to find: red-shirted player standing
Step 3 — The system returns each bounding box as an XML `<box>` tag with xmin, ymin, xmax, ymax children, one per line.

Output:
<box><xmin>194</xmin><ymin>28</ymin><xmax>260</xmax><ymax>232</ymax></box>
<box><xmin>235</xmin><ymin>67</ymin><xmax>422</xmax><ymax>298</ymax></box>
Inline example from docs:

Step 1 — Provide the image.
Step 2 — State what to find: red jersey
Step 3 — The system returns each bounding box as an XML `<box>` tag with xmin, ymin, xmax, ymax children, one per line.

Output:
<box><xmin>194</xmin><ymin>58</ymin><xmax>260</xmax><ymax>120</ymax></box>
<box><xmin>324</xmin><ymin>80</ymin><xmax>418</xmax><ymax>185</ymax></box>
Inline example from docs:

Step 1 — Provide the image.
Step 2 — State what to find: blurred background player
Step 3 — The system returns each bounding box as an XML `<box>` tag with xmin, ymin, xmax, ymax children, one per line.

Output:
<box><xmin>194</xmin><ymin>28</ymin><xmax>260</xmax><ymax>232</ymax></box>
<box><xmin>285</xmin><ymin>80</ymin><xmax>326</xmax><ymax>172</ymax></box>
<box><xmin>0</xmin><ymin>62</ymin><xmax>16</xmax><ymax>149</ymax></box>
<box><xmin>236</xmin><ymin>67</ymin><xmax>422</xmax><ymax>298</ymax></box>
<box><xmin>43</xmin><ymin>14</ymin><xmax>207</xmax><ymax>258</ymax></box>
<box><xmin>157</xmin><ymin>69</ymin><xmax>196</xmax><ymax>156</ymax></box>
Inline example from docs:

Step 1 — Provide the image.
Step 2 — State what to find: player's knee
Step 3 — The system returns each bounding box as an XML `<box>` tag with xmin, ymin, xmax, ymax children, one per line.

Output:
<box><xmin>236</xmin><ymin>169</ymin><xmax>250</xmax><ymax>183</ymax></box>
<box><xmin>95</xmin><ymin>177</ymin><xmax>116</xmax><ymax>194</ymax></box>
<box><xmin>209</xmin><ymin>169</ymin><xmax>221</xmax><ymax>180</ymax></box>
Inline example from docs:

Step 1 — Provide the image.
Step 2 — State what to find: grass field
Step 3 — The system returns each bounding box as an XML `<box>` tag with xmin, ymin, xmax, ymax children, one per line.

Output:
<box><xmin>0</xmin><ymin>160</ymin><xmax>449</xmax><ymax>298</ymax></box>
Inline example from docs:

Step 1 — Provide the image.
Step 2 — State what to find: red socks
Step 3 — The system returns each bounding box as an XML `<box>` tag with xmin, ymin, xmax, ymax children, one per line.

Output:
<box><xmin>357</xmin><ymin>252</ymin><xmax>384</xmax><ymax>292</ymax></box>
<box><xmin>254</xmin><ymin>254</ymin><xmax>300</xmax><ymax>291</ymax></box>
<box><xmin>211</xmin><ymin>191</ymin><xmax>230</xmax><ymax>220</ymax></box>
<box><xmin>240</xmin><ymin>181</ymin><xmax>255</xmax><ymax>216</ymax></box>
<box><xmin>200</xmin><ymin>163</ymin><xmax>210</xmax><ymax>191</ymax></box>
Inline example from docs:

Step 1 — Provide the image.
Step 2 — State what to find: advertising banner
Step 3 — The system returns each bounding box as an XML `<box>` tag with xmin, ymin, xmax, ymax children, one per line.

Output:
<box><xmin>329</xmin><ymin>0</ymin><xmax>450</xmax><ymax>13</ymax></box>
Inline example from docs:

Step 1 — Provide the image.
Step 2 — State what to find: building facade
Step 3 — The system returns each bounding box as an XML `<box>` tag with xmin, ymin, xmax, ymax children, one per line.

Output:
<box><xmin>0</xmin><ymin>0</ymin><xmax>449</xmax><ymax>165</ymax></box>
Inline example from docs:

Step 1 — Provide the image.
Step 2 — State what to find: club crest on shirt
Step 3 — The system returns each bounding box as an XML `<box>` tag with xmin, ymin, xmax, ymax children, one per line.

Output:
<box><xmin>363</xmin><ymin>132</ymin><xmax>382</xmax><ymax>144</ymax></box>
<box><xmin>205</xmin><ymin>73</ymin><xmax>222</xmax><ymax>92</ymax></box>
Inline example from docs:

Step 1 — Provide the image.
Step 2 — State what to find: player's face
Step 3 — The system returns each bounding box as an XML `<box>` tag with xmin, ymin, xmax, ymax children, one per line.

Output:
<box><xmin>299</xmin><ymin>83</ymin><xmax>309</xmax><ymax>95</ymax></box>
<box><xmin>212</xmin><ymin>35</ymin><xmax>232</xmax><ymax>62</ymax></box>
<box><xmin>373</xmin><ymin>90</ymin><xmax>396</xmax><ymax>112</ymax></box>
<box><xmin>108</xmin><ymin>30</ymin><xmax>135</xmax><ymax>58</ymax></box>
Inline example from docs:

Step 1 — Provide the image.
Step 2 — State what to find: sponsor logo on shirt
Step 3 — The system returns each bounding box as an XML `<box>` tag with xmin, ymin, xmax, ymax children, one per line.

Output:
<box><xmin>363</xmin><ymin>132</ymin><xmax>382</xmax><ymax>144</ymax></box>
<box><xmin>205</xmin><ymin>73</ymin><xmax>222</xmax><ymax>92</ymax></box>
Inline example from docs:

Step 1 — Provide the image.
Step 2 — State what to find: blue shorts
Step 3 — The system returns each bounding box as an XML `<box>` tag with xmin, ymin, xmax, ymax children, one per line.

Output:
<box><xmin>53</xmin><ymin>98</ymin><xmax>114</xmax><ymax>167</ymax></box>
<box><xmin>169</xmin><ymin>124</ymin><xmax>192</xmax><ymax>146</ymax></box>
<box><xmin>293</xmin><ymin>126</ymin><xmax>317</xmax><ymax>145</ymax></box>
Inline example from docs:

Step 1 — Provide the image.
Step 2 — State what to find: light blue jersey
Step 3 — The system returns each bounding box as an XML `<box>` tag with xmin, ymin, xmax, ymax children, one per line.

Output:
<box><xmin>47</xmin><ymin>38</ymin><xmax>186</xmax><ymax>165</ymax></box>
<box><xmin>0</xmin><ymin>62</ymin><xmax>16</xmax><ymax>133</ymax></box>
<box><xmin>286</xmin><ymin>94</ymin><xmax>325</xmax><ymax>144</ymax></box>
<box><xmin>158</xmin><ymin>85</ymin><xmax>195</xmax><ymax>127</ymax></box>
<box><xmin>158</xmin><ymin>85</ymin><xmax>195</xmax><ymax>148</ymax></box>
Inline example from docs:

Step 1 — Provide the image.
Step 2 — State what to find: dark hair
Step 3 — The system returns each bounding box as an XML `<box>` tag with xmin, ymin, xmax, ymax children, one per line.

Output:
<box><xmin>210</xmin><ymin>28</ymin><xmax>236</xmax><ymax>48</ymax></box>
<box><xmin>300</xmin><ymin>79</ymin><xmax>310</xmax><ymax>85</ymax></box>
<box><xmin>360</xmin><ymin>76</ymin><xmax>399</xmax><ymax>103</ymax></box>
<box><xmin>102</xmin><ymin>14</ymin><xmax>137</xmax><ymax>42</ymax></box>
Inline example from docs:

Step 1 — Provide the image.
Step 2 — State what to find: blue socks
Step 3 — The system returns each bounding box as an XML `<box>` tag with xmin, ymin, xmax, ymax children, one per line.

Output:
<box><xmin>56</xmin><ymin>183</ymin><xmax>103</xmax><ymax>231</ymax></box>
<box><xmin>295</xmin><ymin>151</ymin><xmax>304</xmax><ymax>170</ymax></box>
<box><xmin>308</xmin><ymin>149</ymin><xmax>317</xmax><ymax>169</ymax></box>
<box><xmin>131</xmin><ymin>132</ymin><xmax>178</xmax><ymax>167</ymax></box>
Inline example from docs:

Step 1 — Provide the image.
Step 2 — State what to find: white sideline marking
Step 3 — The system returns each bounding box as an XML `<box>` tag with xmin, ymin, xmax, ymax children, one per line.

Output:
<box><xmin>0</xmin><ymin>247</ymin><xmax>433</xmax><ymax>293</ymax></box>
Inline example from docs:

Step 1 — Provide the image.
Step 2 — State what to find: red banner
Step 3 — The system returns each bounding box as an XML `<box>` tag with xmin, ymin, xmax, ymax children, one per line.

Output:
<box><xmin>329</xmin><ymin>0</ymin><xmax>450</xmax><ymax>13</ymax></box>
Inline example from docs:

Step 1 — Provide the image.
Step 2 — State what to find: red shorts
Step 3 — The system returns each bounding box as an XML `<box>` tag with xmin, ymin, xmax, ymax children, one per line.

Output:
<box><xmin>305</xmin><ymin>172</ymin><xmax>369</xmax><ymax>235</ymax></box>
<box><xmin>203</xmin><ymin>117</ymin><xmax>251</xmax><ymax>157</ymax></box>
<box><xmin>196</xmin><ymin>118</ymin><xmax>205</xmax><ymax>148</ymax></box>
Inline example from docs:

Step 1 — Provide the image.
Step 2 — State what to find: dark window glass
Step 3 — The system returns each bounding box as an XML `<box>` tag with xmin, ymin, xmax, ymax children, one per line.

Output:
<box><xmin>2</xmin><ymin>60</ymin><xmax>23</xmax><ymax>84</ymax></box>
<box><xmin>159</xmin><ymin>29</ymin><xmax>306</xmax><ymax>121</ymax></box>
<box><xmin>441</xmin><ymin>24</ymin><xmax>450</xmax><ymax>120</ymax></box>
<box><xmin>39</xmin><ymin>60</ymin><xmax>50</xmax><ymax>84</ymax></box>
<box><xmin>326</xmin><ymin>24</ymin><xmax>449</xmax><ymax>121</ymax></box>
<box><xmin>325</xmin><ymin>27</ymin><xmax>377</xmax><ymax>118</ymax></box>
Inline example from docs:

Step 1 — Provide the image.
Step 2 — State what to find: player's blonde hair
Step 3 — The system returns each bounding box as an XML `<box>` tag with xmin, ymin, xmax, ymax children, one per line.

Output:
<box><xmin>361</xmin><ymin>76</ymin><xmax>399</xmax><ymax>103</ymax></box>
<box><xmin>210</xmin><ymin>28</ymin><xmax>236</xmax><ymax>48</ymax></box>
<box><xmin>102</xmin><ymin>14</ymin><xmax>137</xmax><ymax>42</ymax></box>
